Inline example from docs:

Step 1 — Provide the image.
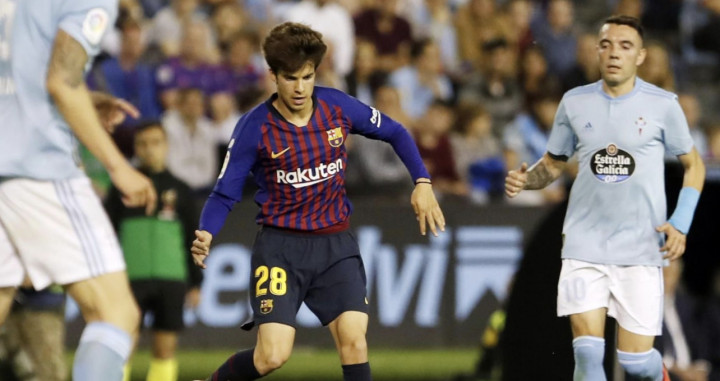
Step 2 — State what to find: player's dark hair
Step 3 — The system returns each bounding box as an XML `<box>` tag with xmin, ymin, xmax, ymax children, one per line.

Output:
<box><xmin>410</xmin><ymin>38</ymin><xmax>433</xmax><ymax>60</ymax></box>
<box><xmin>262</xmin><ymin>22</ymin><xmax>327</xmax><ymax>74</ymax></box>
<box><xmin>603</xmin><ymin>15</ymin><xmax>644</xmax><ymax>40</ymax></box>
<box><xmin>134</xmin><ymin>120</ymin><xmax>165</xmax><ymax>137</ymax></box>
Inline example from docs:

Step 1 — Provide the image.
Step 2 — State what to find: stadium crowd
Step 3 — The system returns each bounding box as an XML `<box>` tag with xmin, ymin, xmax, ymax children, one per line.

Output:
<box><xmin>84</xmin><ymin>0</ymin><xmax>720</xmax><ymax>206</ymax></box>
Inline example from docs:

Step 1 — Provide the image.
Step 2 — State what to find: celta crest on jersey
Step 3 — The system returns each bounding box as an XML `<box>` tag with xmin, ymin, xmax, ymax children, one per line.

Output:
<box><xmin>591</xmin><ymin>143</ymin><xmax>635</xmax><ymax>183</ymax></box>
<box><xmin>326</xmin><ymin>127</ymin><xmax>344</xmax><ymax>147</ymax></box>
<box><xmin>276</xmin><ymin>158</ymin><xmax>343</xmax><ymax>188</ymax></box>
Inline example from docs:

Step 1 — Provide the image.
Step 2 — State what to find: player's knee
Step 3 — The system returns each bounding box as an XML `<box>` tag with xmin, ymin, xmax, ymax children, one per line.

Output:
<box><xmin>340</xmin><ymin>336</ymin><xmax>368</xmax><ymax>359</ymax></box>
<box><xmin>617</xmin><ymin>349</ymin><xmax>662</xmax><ymax>379</ymax></box>
<box><xmin>573</xmin><ymin>336</ymin><xmax>605</xmax><ymax>368</ymax></box>
<box><xmin>255</xmin><ymin>348</ymin><xmax>290</xmax><ymax>374</ymax></box>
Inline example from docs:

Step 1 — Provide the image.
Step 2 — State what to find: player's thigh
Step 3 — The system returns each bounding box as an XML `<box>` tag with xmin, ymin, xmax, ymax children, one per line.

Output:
<box><xmin>255</xmin><ymin>322</ymin><xmax>296</xmax><ymax>365</ymax></box>
<box><xmin>616</xmin><ymin>325</ymin><xmax>656</xmax><ymax>353</ymax></box>
<box><xmin>0</xmin><ymin>178</ymin><xmax>124</xmax><ymax>289</ymax></box>
<box><xmin>608</xmin><ymin>265</ymin><xmax>663</xmax><ymax>337</ymax></box>
<box><xmin>65</xmin><ymin>270</ymin><xmax>140</xmax><ymax>334</ymax></box>
<box><xmin>0</xmin><ymin>287</ymin><xmax>17</xmax><ymax>326</ymax></box>
<box><xmin>328</xmin><ymin>311</ymin><xmax>369</xmax><ymax>355</ymax></box>
<box><xmin>305</xmin><ymin>255</ymin><xmax>369</xmax><ymax>326</ymax></box>
<box><xmin>557</xmin><ymin>259</ymin><xmax>611</xmax><ymax>336</ymax></box>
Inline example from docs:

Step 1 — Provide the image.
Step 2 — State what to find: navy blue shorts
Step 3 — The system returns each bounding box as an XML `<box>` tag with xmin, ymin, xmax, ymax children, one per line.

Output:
<box><xmin>247</xmin><ymin>226</ymin><xmax>368</xmax><ymax>328</ymax></box>
<box><xmin>131</xmin><ymin>279</ymin><xmax>186</xmax><ymax>331</ymax></box>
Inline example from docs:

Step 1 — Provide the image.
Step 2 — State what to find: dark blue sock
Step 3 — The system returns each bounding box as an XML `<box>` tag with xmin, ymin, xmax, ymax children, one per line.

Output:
<box><xmin>342</xmin><ymin>362</ymin><xmax>372</xmax><ymax>381</ymax></box>
<box><xmin>207</xmin><ymin>348</ymin><xmax>261</xmax><ymax>381</ymax></box>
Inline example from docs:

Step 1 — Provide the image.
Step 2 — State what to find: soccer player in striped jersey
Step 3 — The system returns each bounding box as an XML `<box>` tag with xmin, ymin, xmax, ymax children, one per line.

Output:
<box><xmin>505</xmin><ymin>16</ymin><xmax>705</xmax><ymax>381</ymax></box>
<box><xmin>191</xmin><ymin>22</ymin><xmax>445</xmax><ymax>381</ymax></box>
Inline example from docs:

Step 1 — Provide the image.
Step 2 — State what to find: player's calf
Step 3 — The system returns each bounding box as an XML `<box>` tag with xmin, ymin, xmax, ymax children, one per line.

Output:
<box><xmin>573</xmin><ymin>336</ymin><xmax>606</xmax><ymax>381</ymax></box>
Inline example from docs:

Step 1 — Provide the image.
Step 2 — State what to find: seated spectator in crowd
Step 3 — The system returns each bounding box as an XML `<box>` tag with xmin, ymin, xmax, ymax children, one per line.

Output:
<box><xmin>405</xmin><ymin>0</ymin><xmax>460</xmax><ymax>75</ymax></box>
<box><xmin>518</xmin><ymin>45</ymin><xmax>562</xmax><ymax>108</ymax></box>
<box><xmin>155</xmin><ymin>21</ymin><xmax>219</xmax><ymax>109</ymax></box>
<box><xmin>530</xmin><ymin>0</ymin><xmax>578</xmax><ymax>77</ymax></box>
<box><xmin>284</xmin><ymin>0</ymin><xmax>355</xmax><ymax>77</ymax></box>
<box><xmin>459</xmin><ymin>38</ymin><xmax>523</xmax><ymax>135</ymax></box>
<box><xmin>354</xmin><ymin>0</ymin><xmax>413</xmax><ymax>72</ymax></box>
<box><xmin>678</xmin><ymin>93</ymin><xmax>709</xmax><ymax>159</ymax></box>
<box><xmin>503</xmin><ymin>0</ymin><xmax>535</xmax><ymax>55</ymax></box>
<box><xmin>455</xmin><ymin>0</ymin><xmax>512</xmax><ymax>71</ymax></box>
<box><xmin>389</xmin><ymin>38</ymin><xmax>454</xmax><ymax>120</ymax></box>
<box><xmin>638</xmin><ymin>40</ymin><xmax>676</xmax><ymax>91</ymax></box>
<box><xmin>314</xmin><ymin>42</ymin><xmax>346</xmax><ymax>90</ymax></box>
<box><xmin>503</xmin><ymin>94</ymin><xmax>565</xmax><ymax>205</ymax></box>
<box><xmin>562</xmin><ymin>32</ymin><xmax>601</xmax><ymax>92</ymax></box>
<box><xmin>658</xmin><ymin>259</ymin><xmax>712</xmax><ymax>381</ymax></box>
<box><xmin>213</xmin><ymin>30</ymin><xmax>266</xmax><ymax>104</ymax></box>
<box><xmin>209</xmin><ymin>92</ymin><xmax>241</xmax><ymax>148</ymax></box>
<box><xmin>210</xmin><ymin>1</ymin><xmax>247</xmax><ymax>50</ymax></box>
<box><xmin>450</xmin><ymin>105</ymin><xmax>504</xmax><ymax>204</ymax></box>
<box><xmin>345</xmin><ymin>41</ymin><xmax>387</xmax><ymax>106</ymax></box>
<box><xmin>346</xmin><ymin>84</ymin><xmax>415</xmax><ymax>198</ymax></box>
<box><xmin>162</xmin><ymin>88</ymin><xmax>218</xmax><ymax>193</ymax></box>
<box><xmin>707</xmin><ymin>123</ymin><xmax>720</xmax><ymax>164</ymax></box>
<box><xmin>414</xmin><ymin>100</ymin><xmax>467</xmax><ymax>197</ymax></box>
<box><xmin>149</xmin><ymin>0</ymin><xmax>206</xmax><ymax>57</ymax></box>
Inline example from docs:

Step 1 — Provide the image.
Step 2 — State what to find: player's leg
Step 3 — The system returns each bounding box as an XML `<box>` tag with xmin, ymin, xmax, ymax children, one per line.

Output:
<box><xmin>65</xmin><ymin>271</ymin><xmax>140</xmax><ymax>381</ymax></box>
<box><xmin>0</xmin><ymin>288</ymin><xmax>15</xmax><ymax>326</ymax></box>
<box><xmin>147</xmin><ymin>331</ymin><xmax>178</xmax><ymax>381</ymax></box>
<box><xmin>557</xmin><ymin>259</ymin><xmax>612</xmax><ymax>381</ymax></box>
<box><xmin>329</xmin><ymin>311</ymin><xmax>370</xmax><ymax>381</ymax></box>
<box><xmin>0</xmin><ymin>216</ymin><xmax>22</xmax><ymax>325</ymax></box>
<box><xmin>610</xmin><ymin>265</ymin><xmax>664</xmax><ymax>380</ymax></box>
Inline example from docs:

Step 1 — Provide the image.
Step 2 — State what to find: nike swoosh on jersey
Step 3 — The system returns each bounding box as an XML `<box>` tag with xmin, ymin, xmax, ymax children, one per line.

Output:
<box><xmin>271</xmin><ymin>147</ymin><xmax>292</xmax><ymax>159</ymax></box>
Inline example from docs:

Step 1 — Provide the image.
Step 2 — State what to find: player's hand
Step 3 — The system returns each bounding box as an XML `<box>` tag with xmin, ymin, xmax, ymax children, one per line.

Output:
<box><xmin>505</xmin><ymin>163</ymin><xmax>528</xmax><ymax>198</ymax></box>
<box><xmin>185</xmin><ymin>287</ymin><xmax>201</xmax><ymax>309</ymax></box>
<box><xmin>411</xmin><ymin>181</ymin><xmax>445</xmax><ymax>237</ymax></box>
<box><xmin>110</xmin><ymin>164</ymin><xmax>157</xmax><ymax>215</ymax></box>
<box><xmin>192</xmin><ymin>230</ymin><xmax>213</xmax><ymax>269</ymax></box>
<box><xmin>92</xmin><ymin>92</ymin><xmax>140</xmax><ymax>133</ymax></box>
<box><xmin>657</xmin><ymin>222</ymin><xmax>687</xmax><ymax>261</ymax></box>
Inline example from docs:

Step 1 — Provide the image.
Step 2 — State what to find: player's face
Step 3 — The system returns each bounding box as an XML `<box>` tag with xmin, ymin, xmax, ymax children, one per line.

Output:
<box><xmin>272</xmin><ymin>61</ymin><xmax>316</xmax><ymax>114</ymax></box>
<box><xmin>134</xmin><ymin>127</ymin><xmax>168</xmax><ymax>172</ymax></box>
<box><xmin>597</xmin><ymin>23</ymin><xmax>646</xmax><ymax>87</ymax></box>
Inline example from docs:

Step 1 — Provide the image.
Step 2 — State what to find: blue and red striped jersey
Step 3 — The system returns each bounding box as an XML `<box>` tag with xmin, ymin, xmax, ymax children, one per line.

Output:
<box><xmin>199</xmin><ymin>86</ymin><xmax>429</xmax><ymax>235</ymax></box>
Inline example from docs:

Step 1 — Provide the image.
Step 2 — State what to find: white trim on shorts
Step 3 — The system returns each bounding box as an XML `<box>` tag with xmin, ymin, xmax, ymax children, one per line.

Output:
<box><xmin>557</xmin><ymin>258</ymin><xmax>663</xmax><ymax>336</ymax></box>
<box><xmin>0</xmin><ymin>177</ymin><xmax>125</xmax><ymax>289</ymax></box>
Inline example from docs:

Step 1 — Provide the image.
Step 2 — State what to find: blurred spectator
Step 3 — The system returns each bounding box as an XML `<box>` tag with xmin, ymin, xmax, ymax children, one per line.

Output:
<box><xmin>658</xmin><ymin>259</ymin><xmax>712</xmax><ymax>381</ymax></box>
<box><xmin>678</xmin><ymin>93</ymin><xmax>709</xmax><ymax>159</ymax></box>
<box><xmin>503</xmin><ymin>94</ymin><xmax>565</xmax><ymax>205</ymax></box>
<box><xmin>638</xmin><ymin>40</ymin><xmax>676</xmax><ymax>91</ymax></box>
<box><xmin>458</xmin><ymin>38</ymin><xmax>523</xmax><ymax>135</ymax></box>
<box><xmin>531</xmin><ymin>0</ymin><xmax>578</xmax><ymax>76</ymax></box>
<box><xmin>209</xmin><ymin>92</ymin><xmax>241</xmax><ymax>147</ymax></box>
<box><xmin>518</xmin><ymin>46</ymin><xmax>562</xmax><ymax>108</ymax></box>
<box><xmin>503</xmin><ymin>0</ymin><xmax>536</xmax><ymax>54</ymax></box>
<box><xmin>406</xmin><ymin>0</ymin><xmax>460</xmax><ymax>75</ymax></box>
<box><xmin>214</xmin><ymin>30</ymin><xmax>266</xmax><ymax>104</ymax></box>
<box><xmin>455</xmin><ymin>0</ymin><xmax>512</xmax><ymax>71</ymax></box>
<box><xmin>562</xmin><ymin>33</ymin><xmax>601</xmax><ymax>92</ymax></box>
<box><xmin>354</xmin><ymin>0</ymin><xmax>414</xmax><ymax>72</ymax></box>
<box><xmin>389</xmin><ymin>38</ymin><xmax>453</xmax><ymax>119</ymax></box>
<box><xmin>149</xmin><ymin>0</ymin><xmax>206</xmax><ymax>57</ymax></box>
<box><xmin>450</xmin><ymin>105</ymin><xmax>504</xmax><ymax>204</ymax></box>
<box><xmin>345</xmin><ymin>41</ymin><xmax>388</xmax><ymax>106</ymax></box>
<box><xmin>162</xmin><ymin>88</ymin><xmax>218</xmax><ymax>193</ymax></box>
<box><xmin>284</xmin><ymin>0</ymin><xmax>355</xmax><ymax>77</ymax></box>
<box><xmin>101</xmin><ymin>0</ymin><xmax>147</xmax><ymax>57</ymax></box>
<box><xmin>414</xmin><ymin>100</ymin><xmax>466</xmax><ymax>197</ymax></box>
<box><xmin>679</xmin><ymin>0</ymin><xmax>720</xmax><ymax>72</ymax></box>
<box><xmin>613</xmin><ymin>0</ymin><xmax>643</xmax><ymax>19</ymax></box>
<box><xmin>155</xmin><ymin>21</ymin><xmax>218</xmax><ymax>109</ymax></box>
<box><xmin>89</xmin><ymin>18</ymin><xmax>162</xmax><ymax>125</ymax></box>
<box><xmin>105</xmin><ymin>122</ymin><xmax>203</xmax><ymax>381</ymax></box>
<box><xmin>346</xmin><ymin>85</ymin><xmax>414</xmax><ymax>198</ymax></box>
<box><xmin>707</xmin><ymin>123</ymin><xmax>720</xmax><ymax>163</ymax></box>
<box><xmin>210</xmin><ymin>1</ymin><xmax>247</xmax><ymax>50</ymax></box>
<box><xmin>315</xmin><ymin>42</ymin><xmax>346</xmax><ymax>90</ymax></box>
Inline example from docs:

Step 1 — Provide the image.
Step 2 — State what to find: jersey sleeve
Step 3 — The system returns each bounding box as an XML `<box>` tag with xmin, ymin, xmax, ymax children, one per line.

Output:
<box><xmin>663</xmin><ymin>96</ymin><xmax>695</xmax><ymax>156</ymax></box>
<box><xmin>336</xmin><ymin>91</ymin><xmax>430</xmax><ymax>181</ymax></box>
<box><xmin>198</xmin><ymin>114</ymin><xmax>261</xmax><ymax>235</ymax></box>
<box><xmin>546</xmin><ymin>98</ymin><xmax>577</xmax><ymax>160</ymax></box>
<box><xmin>58</xmin><ymin>0</ymin><xmax>118</xmax><ymax>59</ymax></box>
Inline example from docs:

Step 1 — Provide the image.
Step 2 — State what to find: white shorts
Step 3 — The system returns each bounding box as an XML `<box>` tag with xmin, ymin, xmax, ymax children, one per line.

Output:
<box><xmin>0</xmin><ymin>177</ymin><xmax>125</xmax><ymax>289</ymax></box>
<box><xmin>557</xmin><ymin>259</ymin><xmax>663</xmax><ymax>336</ymax></box>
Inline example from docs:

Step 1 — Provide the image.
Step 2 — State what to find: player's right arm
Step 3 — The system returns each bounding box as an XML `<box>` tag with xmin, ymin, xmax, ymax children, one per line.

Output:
<box><xmin>46</xmin><ymin>30</ymin><xmax>156</xmax><ymax>214</ymax></box>
<box><xmin>505</xmin><ymin>153</ymin><xmax>567</xmax><ymax>198</ymax></box>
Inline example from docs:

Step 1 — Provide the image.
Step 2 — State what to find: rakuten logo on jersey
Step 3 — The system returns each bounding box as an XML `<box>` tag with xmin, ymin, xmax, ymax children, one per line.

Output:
<box><xmin>276</xmin><ymin>158</ymin><xmax>343</xmax><ymax>188</ymax></box>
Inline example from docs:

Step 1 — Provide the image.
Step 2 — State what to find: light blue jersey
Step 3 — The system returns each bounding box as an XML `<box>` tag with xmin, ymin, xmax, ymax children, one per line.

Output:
<box><xmin>548</xmin><ymin>79</ymin><xmax>694</xmax><ymax>266</ymax></box>
<box><xmin>0</xmin><ymin>0</ymin><xmax>117</xmax><ymax>180</ymax></box>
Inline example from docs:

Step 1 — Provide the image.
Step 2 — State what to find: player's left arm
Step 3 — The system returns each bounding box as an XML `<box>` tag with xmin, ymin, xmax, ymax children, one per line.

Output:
<box><xmin>340</xmin><ymin>91</ymin><xmax>445</xmax><ymax>236</ymax></box>
<box><xmin>90</xmin><ymin>91</ymin><xmax>140</xmax><ymax>133</ymax></box>
<box><xmin>658</xmin><ymin>147</ymin><xmax>706</xmax><ymax>260</ymax></box>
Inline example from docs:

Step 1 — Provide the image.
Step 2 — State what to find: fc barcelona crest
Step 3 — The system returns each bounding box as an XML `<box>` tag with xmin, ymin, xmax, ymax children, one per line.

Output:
<box><xmin>326</xmin><ymin>127</ymin><xmax>344</xmax><ymax>147</ymax></box>
<box><xmin>260</xmin><ymin>299</ymin><xmax>274</xmax><ymax>314</ymax></box>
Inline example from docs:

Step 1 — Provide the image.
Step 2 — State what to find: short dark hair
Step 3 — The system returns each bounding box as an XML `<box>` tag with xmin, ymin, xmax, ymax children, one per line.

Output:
<box><xmin>603</xmin><ymin>15</ymin><xmax>644</xmax><ymax>40</ymax></box>
<box><xmin>134</xmin><ymin>120</ymin><xmax>165</xmax><ymax>138</ymax></box>
<box><xmin>262</xmin><ymin>22</ymin><xmax>327</xmax><ymax>74</ymax></box>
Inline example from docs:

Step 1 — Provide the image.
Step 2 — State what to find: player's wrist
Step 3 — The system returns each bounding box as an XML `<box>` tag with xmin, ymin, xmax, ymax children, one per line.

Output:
<box><xmin>415</xmin><ymin>178</ymin><xmax>432</xmax><ymax>186</ymax></box>
<box><xmin>668</xmin><ymin>187</ymin><xmax>700</xmax><ymax>235</ymax></box>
